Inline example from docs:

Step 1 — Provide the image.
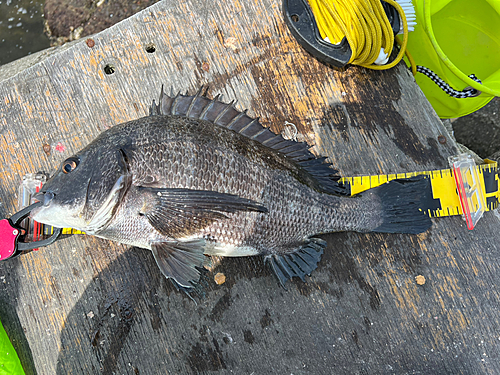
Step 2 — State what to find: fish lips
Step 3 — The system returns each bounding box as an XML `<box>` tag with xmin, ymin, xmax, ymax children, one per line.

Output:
<box><xmin>32</xmin><ymin>191</ymin><xmax>55</xmax><ymax>207</ymax></box>
<box><xmin>30</xmin><ymin>190</ymin><xmax>58</xmax><ymax>223</ymax></box>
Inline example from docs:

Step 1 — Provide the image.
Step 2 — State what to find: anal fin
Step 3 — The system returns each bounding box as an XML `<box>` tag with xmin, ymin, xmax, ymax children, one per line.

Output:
<box><xmin>151</xmin><ymin>239</ymin><xmax>206</xmax><ymax>288</ymax></box>
<box><xmin>266</xmin><ymin>238</ymin><xmax>326</xmax><ymax>288</ymax></box>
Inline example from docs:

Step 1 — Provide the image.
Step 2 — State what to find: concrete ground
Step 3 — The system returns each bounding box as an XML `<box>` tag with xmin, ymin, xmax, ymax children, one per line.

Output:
<box><xmin>43</xmin><ymin>0</ymin><xmax>160</xmax><ymax>45</ymax></box>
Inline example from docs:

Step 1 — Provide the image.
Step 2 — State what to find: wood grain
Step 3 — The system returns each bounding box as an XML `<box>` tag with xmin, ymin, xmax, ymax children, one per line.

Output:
<box><xmin>0</xmin><ymin>0</ymin><xmax>499</xmax><ymax>374</ymax></box>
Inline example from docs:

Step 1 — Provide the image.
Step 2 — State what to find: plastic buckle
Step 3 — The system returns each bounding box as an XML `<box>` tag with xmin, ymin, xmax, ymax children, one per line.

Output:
<box><xmin>449</xmin><ymin>154</ymin><xmax>485</xmax><ymax>230</ymax></box>
<box><xmin>0</xmin><ymin>219</ymin><xmax>22</xmax><ymax>260</ymax></box>
<box><xmin>0</xmin><ymin>202</ymin><xmax>62</xmax><ymax>261</ymax></box>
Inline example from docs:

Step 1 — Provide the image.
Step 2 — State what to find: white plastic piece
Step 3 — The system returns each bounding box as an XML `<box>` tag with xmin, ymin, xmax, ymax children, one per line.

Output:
<box><xmin>395</xmin><ymin>0</ymin><xmax>416</xmax><ymax>34</ymax></box>
<box><xmin>18</xmin><ymin>173</ymin><xmax>47</xmax><ymax>241</ymax></box>
<box><xmin>374</xmin><ymin>48</ymin><xmax>389</xmax><ymax>65</ymax></box>
<box><xmin>19</xmin><ymin>173</ymin><xmax>45</xmax><ymax>209</ymax></box>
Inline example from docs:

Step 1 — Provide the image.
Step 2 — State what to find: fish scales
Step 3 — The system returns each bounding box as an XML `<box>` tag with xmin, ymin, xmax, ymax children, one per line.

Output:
<box><xmin>31</xmin><ymin>90</ymin><xmax>432</xmax><ymax>289</ymax></box>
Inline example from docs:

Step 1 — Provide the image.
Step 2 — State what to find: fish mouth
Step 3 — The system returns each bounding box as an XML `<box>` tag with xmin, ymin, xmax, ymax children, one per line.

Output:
<box><xmin>32</xmin><ymin>191</ymin><xmax>55</xmax><ymax>207</ymax></box>
<box><xmin>30</xmin><ymin>191</ymin><xmax>84</xmax><ymax>229</ymax></box>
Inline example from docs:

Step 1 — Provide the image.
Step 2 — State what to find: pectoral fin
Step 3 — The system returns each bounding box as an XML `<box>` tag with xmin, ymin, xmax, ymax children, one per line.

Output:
<box><xmin>140</xmin><ymin>187</ymin><xmax>267</xmax><ymax>237</ymax></box>
<box><xmin>151</xmin><ymin>239</ymin><xmax>207</xmax><ymax>288</ymax></box>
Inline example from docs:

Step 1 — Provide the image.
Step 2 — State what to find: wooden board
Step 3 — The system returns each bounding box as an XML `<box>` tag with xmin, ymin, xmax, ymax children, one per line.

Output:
<box><xmin>1</xmin><ymin>0</ymin><xmax>499</xmax><ymax>373</ymax></box>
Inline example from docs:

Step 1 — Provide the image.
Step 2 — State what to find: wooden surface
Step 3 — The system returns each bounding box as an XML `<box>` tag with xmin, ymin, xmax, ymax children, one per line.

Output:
<box><xmin>0</xmin><ymin>0</ymin><xmax>499</xmax><ymax>374</ymax></box>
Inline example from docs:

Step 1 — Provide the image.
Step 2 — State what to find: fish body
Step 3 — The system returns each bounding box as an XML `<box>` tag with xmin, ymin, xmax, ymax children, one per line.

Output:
<box><xmin>32</xmin><ymin>90</ymin><xmax>431</xmax><ymax>288</ymax></box>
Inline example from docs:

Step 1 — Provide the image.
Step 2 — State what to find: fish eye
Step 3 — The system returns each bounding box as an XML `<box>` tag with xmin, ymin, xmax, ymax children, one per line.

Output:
<box><xmin>62</xmin><ymin>158</ymin><xmax>79</xmax><ymax>174</ymax></box>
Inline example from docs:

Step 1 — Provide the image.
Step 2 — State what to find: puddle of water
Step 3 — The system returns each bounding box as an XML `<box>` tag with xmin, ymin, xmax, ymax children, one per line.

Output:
<box><xmin>0</xmin><ymin>0</ymin><xmax>50</xmax><ymax>66</ymax></box>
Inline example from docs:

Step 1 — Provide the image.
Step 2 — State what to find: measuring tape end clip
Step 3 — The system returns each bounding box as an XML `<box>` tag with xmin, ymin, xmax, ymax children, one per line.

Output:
<box><xmin>449</xmin><ymin>154</ymin><xmax>486</xmax><ymax>230</ymax></box>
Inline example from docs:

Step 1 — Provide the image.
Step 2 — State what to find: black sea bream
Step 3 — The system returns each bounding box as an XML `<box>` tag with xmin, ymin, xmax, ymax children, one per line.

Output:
<box><xmin>31</xmin><ymin>89</ymin><xmax>431</xmax><ymax>289</ymax></box>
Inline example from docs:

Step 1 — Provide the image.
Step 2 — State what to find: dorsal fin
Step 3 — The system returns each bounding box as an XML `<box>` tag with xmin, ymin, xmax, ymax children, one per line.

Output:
<box><xmin>150</xmin><ymin>87</ymin><xmax>347</xmax><ymax>195</ymax></box>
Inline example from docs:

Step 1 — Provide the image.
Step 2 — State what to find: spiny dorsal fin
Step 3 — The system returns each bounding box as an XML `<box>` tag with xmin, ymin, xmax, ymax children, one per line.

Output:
<box><xmin>150</xmin><ymin>87</ymin><xmax>347</xmax><ymax>195</ymax></box>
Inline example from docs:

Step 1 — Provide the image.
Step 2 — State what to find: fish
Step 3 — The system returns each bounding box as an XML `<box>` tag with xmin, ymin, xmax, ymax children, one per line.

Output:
<box><xmin>31</xmin><ymin>88</ymin><xmax>432</xmax><ymax>289</ymax></box>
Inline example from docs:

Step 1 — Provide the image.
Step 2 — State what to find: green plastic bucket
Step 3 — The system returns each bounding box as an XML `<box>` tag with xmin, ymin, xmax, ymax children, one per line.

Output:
<box><xmin>404</xmin><ymin>0</ymin><xmax>500</xmax><ymax>118</ymax></box>
<box><xmin>0</xmin><ymin>320</ymin><xmax>24</xmax><ymax>374</ymax></box>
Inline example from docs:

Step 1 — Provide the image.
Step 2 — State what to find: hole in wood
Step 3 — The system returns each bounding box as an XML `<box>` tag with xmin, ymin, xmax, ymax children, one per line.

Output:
<box><xmin>145</xmin><ymin>43</ymin><xmax>156</xmax><ymax>53</ymax></box>
<box><xmin>104</xmin><ymin>64</ymin><xmax>115</xmax><ymax>75</ymax></box>
<box><xmin>291</xmin><ymin>14</ymin><xmax>299</xmax><ymax>22</ymax></box>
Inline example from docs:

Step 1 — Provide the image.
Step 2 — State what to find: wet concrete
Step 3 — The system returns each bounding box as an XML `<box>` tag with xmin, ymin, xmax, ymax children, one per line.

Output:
<box><xmin>43</xmin><ymin>0</ymin><xmax>160</xmax><ymax>45</ymax></box>
<box><xmin>0</xmin><ymin>0</ymin><xmax>50</xmax><ymax>65</ymax></box>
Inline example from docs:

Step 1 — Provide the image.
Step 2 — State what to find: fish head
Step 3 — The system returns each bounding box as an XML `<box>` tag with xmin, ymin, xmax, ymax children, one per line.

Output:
<box><xmin>31</xmin><ymin>141</ymin><xmax>130</xmax><ymax>233</ymax></box>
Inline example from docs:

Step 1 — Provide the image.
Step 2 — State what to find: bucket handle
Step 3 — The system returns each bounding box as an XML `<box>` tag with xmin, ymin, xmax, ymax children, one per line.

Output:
<box><xmin>423</xmin><ymin>0</ymin><xmax>500</xmax><ymax>97</ymax></box>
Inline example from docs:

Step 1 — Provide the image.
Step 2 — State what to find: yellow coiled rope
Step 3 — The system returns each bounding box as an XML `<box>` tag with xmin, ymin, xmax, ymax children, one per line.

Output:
<box><xmin>307</xmin><ymin>0</ymin><xmax>410</xmax><ymax>70</ymax></box>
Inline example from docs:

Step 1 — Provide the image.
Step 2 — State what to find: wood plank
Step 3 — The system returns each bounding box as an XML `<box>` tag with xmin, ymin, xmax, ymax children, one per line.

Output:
<box><xmin>0</xmin><ymin>0</ymin><xmax>499</xmax><ymax>373</ymax></box>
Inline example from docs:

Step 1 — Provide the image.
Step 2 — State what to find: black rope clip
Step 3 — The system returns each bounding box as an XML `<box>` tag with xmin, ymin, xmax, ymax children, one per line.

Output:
<box><xmin>0</xmin><ymin>201</ymin><xmax>61</xmax><ymax>261</ymax></box>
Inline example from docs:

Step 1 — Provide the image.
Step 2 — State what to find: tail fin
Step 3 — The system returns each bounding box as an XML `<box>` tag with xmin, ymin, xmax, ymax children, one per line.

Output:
<box><xmin>370</xmin><ymin>176</ymin><xmax>432</xmax><ymax>234</ymax></box>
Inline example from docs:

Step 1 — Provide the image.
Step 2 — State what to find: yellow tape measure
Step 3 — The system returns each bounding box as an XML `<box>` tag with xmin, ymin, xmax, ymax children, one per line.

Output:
<box><xmin>61</xmin><ymin>228</ymin><xmax>85</xmax><ymax>235</ymax></box>
<box><xmin>340</xmin><ymin>159</ymin><xmax>499</xmax><ymax>224</ymax></box>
